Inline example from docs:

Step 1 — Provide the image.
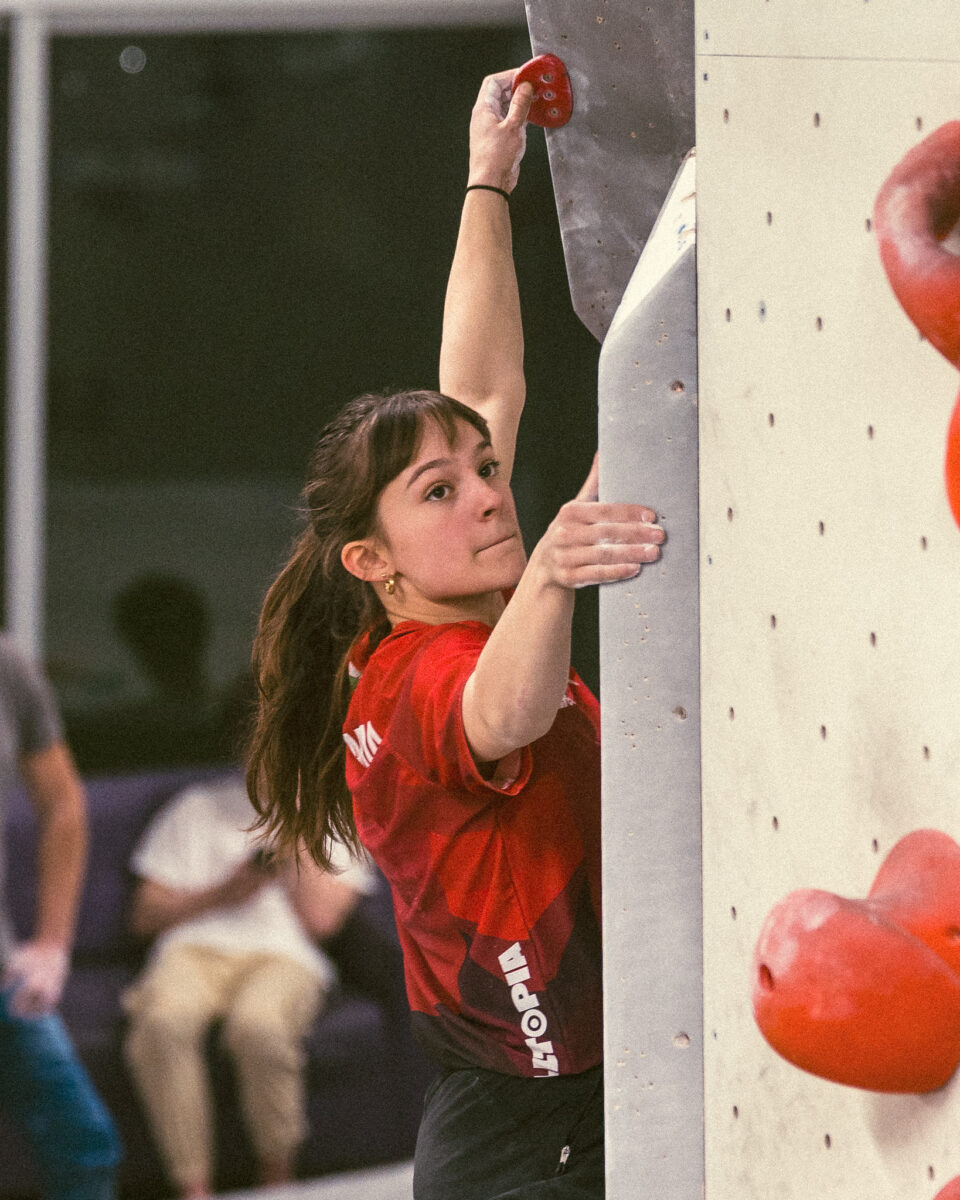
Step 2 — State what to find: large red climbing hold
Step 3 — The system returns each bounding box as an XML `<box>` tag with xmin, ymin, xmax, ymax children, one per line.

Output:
<box><xmin>513</xmin><ymin>54</ymin><xmax>573</xmax><ymax>128</ymax></box>
<box><xmin>875</xmin><ymin>121</ymin><xmax>960</xmax><ymax>529</ymax></box>
<box><xmin>875</xmin><ymin>121</ymin><xmax>960</xmax><ymax>369</ymax></box>
<box><xmin>867</xmin><ymin>829</ymin><xmax>960</xmax><ymax>974</ymax></box>
<box><xmin>752</xmin><ymin>888</ymin><xmax>960</xmax><ymax>1093</ymax></box>
<box><xmin>934</xmin><ymin>1177</ymin><xmax>960</xmax><ymax>1200</ymax></box>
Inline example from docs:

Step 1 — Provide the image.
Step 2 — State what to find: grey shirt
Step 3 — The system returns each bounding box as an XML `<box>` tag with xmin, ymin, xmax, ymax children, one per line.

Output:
<box><xmin>0</xmin><ymin>634</ymin><xmax>64</xmax><ymax>963</ymax></box>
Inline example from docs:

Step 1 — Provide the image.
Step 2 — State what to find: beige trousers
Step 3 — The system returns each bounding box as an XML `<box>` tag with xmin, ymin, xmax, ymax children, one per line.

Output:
<box><xmin>122</xmin><ymin>943</ymin><xmax>324</xmax><ymax>1189</ymax></box>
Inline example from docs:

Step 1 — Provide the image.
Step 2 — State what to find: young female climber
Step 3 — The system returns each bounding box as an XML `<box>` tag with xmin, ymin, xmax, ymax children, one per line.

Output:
<box><xmin>246</xmin><ymin>67</ymin><xmax>664</xmax><ymax>1199</ymax></box>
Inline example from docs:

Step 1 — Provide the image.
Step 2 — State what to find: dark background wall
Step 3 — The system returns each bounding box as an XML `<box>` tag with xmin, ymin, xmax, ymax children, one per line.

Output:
<box><xmin>21</xmin><ymin>26</ymin><xmax>601</xmax><ymax>768</ymax></box>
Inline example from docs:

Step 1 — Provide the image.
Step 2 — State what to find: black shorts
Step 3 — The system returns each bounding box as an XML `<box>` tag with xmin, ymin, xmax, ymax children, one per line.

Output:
<box><xmin>413</xmin><ymin>1063</ymin><xmax>604</xmax><ymax>1200</ymax></box>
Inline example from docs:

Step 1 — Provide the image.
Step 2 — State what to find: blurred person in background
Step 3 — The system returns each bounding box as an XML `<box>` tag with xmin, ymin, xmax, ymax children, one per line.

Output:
<box><xmin>67</xmin><ymin>574</ymin><xmax>225</xmax><ymax>774</ymax></box>
<box><xmin>0</xmin><ymin>634</ymin><xmax>122</xmax><ymax>1199</ymax></box>
<box><xmin>122</xmin><ymin>765</ymin><xmax>375</xmax><ymax>1198</ymax></box>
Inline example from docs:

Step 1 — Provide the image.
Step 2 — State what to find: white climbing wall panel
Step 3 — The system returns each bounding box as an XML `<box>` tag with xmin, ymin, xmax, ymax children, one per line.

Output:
<box><xmin>696</xmin><ymin>3</ymin><xmax>960</xmax><ymax>1198</ymax></box>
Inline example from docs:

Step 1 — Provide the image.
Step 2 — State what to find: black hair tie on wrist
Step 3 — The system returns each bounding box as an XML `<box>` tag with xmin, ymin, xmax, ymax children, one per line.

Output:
<box><xmin>465</xmin><ymin>184</ymin><xmax>510</xmax><ymax>201</ymax></box>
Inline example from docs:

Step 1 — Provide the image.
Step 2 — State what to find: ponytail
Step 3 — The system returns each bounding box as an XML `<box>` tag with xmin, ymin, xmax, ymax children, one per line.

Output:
<box><xmin>246</xmin><ymin>525</ymin><xmax>382</xmax><ymax>867</ymax></box>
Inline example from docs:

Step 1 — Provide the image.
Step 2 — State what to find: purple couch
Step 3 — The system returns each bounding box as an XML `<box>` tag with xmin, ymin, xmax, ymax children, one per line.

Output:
<box><xmin>0</xmin><ymin>767</ymin><xmax>433</xmax><ymax>1198</ymax></box>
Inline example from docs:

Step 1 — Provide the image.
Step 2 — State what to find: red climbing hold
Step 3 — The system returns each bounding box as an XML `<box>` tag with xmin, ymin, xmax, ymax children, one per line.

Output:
<box><xmin>867</xmin><ymin>829</ymin><xmax>960</xmax><ymax>975</ymax></box>
<box><xmin>947</xmin><ymin>389</ymin><xmax>960</xmax><ymax>527</ymax></box>
<box><xmin>934</xmin><ymin>1177</ymin><xmax>960</xmax><ymax>1200</ymax></box>
<box><xmin>875</xmin><ymin>122</ymin><xmax>960</xmax><ymax>369</ymax></box>
<box><xmin>875</xmin><ymin>122</ymin><xmax>960</xmax><ymax>530</ymax></box>
<box><xmin>752</xmin><ymin>888</ymin><xmax>960</xmax><ymax>1093</ymax></box>
<box><xmin>513</xmin><ymin>54</ymin><xmax>573</xmax><ymax>128</ymax></box>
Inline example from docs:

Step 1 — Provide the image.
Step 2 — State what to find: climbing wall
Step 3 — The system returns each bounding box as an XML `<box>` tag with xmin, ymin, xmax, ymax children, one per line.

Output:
<box><xmin>523</xmin><ymin>0</ymin><xmax>694</xmax><ymax>339</ymax></box>
<box><xmin>696</xmin><ymin>3</ymin><xmax>960</xmax><ymax>1197</ymax></box>
<box><xmin>520</xmin><ymin>4</ymin><xmax>702</xmax><ymax>1196</ymax></box>
<box><xmin>597</xmin><ymin>156</ymin><xmax>701</xmax><ymax>1198</ymax></box>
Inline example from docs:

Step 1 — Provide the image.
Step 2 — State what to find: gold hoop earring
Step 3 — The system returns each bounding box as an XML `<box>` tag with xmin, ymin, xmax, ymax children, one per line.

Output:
<box><xmin>383</xmin><ymin>575</ymin><xmax>396</xmax><ymax>595</ymax></box>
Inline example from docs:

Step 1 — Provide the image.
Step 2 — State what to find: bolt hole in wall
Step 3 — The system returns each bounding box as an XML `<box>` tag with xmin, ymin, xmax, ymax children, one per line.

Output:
<box><xmin>40</xmin><ymin>24</ymin><xmax>603</xmax><ymax>773</ymax></box>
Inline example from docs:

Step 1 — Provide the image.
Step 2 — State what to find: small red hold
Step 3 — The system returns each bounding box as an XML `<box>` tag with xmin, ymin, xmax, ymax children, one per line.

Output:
<box><xmin>934</xmin><ymin>1177</ymin><xmax>960</xmax><ymax>1200</ymax></box>
<box><xmin>513</xmin><ymin>54</ymin><xmax>573</xmax><ymax>128</ymax></box>
<box><xmin>948</xmin><ymin>389</ymin><xmax>960</xmax><ymax>527</ymax></box>
<box><xmin>752</xmin><ymin>888</ymin><xmax>960</xmax><ymax>1093</ymax></box>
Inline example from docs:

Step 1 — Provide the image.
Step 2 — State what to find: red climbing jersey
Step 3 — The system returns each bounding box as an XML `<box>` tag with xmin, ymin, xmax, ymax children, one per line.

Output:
<box><xmin>344</xmin><ymin>617</ymin><xmax>603</xmax><ymax>1078</ymax></box>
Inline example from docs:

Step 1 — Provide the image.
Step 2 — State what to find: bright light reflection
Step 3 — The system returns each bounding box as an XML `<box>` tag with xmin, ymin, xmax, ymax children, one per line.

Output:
<box><xmin>119</xmin><ymin>46</ymin><xmax>147</xmax><ymax>75</ymax></box>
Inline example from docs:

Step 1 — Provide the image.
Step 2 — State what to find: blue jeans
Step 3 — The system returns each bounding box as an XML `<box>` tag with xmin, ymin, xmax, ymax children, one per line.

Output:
<box><xmin>0</xmin><ymin>986</ymin><xmax>121</xmax><ymax>1200</ymax></box>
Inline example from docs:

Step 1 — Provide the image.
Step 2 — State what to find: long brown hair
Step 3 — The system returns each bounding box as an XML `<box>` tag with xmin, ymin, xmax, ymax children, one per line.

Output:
<box><xmin>246</xmin><ymin>389</ymin><xmax>490</xmax><ymax>867</ymax></box>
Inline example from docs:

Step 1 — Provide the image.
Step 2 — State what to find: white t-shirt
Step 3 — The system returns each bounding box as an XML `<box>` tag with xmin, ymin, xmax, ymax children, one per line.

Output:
<box><xmin>130</xmin><ymin>776</ymin><xmax>376</xmax><ymax>987</ymax></box>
